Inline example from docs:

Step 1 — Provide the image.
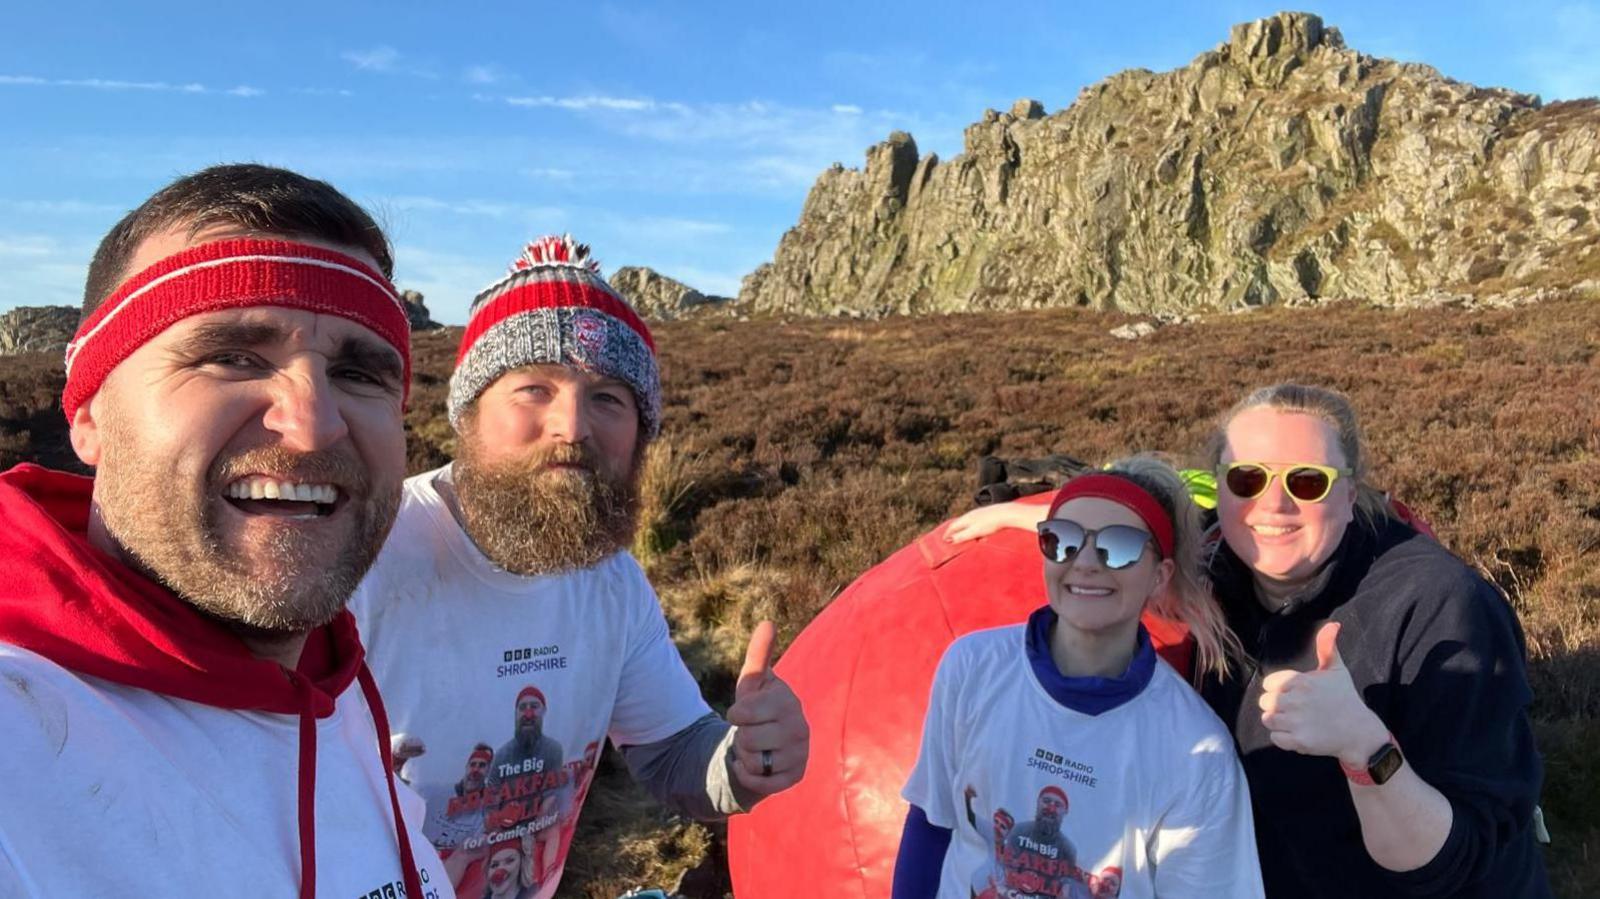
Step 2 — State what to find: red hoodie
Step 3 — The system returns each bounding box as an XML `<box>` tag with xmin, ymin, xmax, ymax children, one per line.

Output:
<box><xmin>0</xmin><ymin>462</ymin><xmax>424</xmax><ymax>899</ymax></box>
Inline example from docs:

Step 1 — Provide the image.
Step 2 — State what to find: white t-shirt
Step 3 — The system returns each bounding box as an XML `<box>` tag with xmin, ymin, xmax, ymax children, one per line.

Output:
<box><xmin>903</xmin><ymin>625</ymin><xmax>1264</xmax><ymax>899</ymax></box>
<box><xmin>349</xmin><ymin>465</ymin><xmax>711</xmax><ymax>899</ymax></box>
<box><xmin>0</xmin><ymin>645</ymin><xmax>451</xmax><ymax>899</ymax></box>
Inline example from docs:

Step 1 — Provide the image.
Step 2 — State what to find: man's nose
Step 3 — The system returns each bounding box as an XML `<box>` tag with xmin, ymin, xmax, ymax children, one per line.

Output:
<box><xmin>543</xmin><ymin>389</ymin><xmax>592</xmax><ymax>444</ymax></box>
<box><xmin>261</xmin><ymin>368</ymin><xmax>348</xmax><ymax>451</ymax></box>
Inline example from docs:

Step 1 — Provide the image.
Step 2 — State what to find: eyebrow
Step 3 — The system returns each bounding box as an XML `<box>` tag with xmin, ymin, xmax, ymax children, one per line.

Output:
<box><xmin>172</xmin><ymin>322</ymin><xmax>403</xmax><ymax>385</ymax></box>
<box><xmin>171</xmin><ymin>321</ymin><xmax>292</xmax><ymax>357</ymax></box>
<box><xmin>331</xmin><ymin>335</ymin><xmax>405</xmax><ymax>385</ymax></box>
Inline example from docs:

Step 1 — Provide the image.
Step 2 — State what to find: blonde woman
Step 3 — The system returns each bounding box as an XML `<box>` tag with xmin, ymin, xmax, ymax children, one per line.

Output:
<box><xmin>1199</xmin><ymin>384</ymin><xmax>1548</xmax><ymax>898</ymax></box>
<box><xmin>894</xmin><ymin>458</ymin><xmax>1262</xmax><ymax>898</ymax></box>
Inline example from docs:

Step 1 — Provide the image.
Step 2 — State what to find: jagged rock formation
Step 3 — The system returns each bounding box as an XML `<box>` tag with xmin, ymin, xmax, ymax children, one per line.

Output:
<box><xmin>611</xmin><ymin>266</ymin><xmax>735</xmax><ymax>321</ymax></box>
<box><xmin>400</xmin><ymin>290</ymin><xmax>441</xmax><ymax>331</ymax></box>
<box><xmin>0</xmin><ymin>306</ymin><xmax>77</xmax><ymax>356</ymax></box>
<box><xmin>741</xmin><ymin>12</ymin><xmax>1600</xmax><ymax>315</ymax></box>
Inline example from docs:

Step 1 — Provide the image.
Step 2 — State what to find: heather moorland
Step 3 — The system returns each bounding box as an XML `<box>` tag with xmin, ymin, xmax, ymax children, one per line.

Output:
<box><xmin>2</xmin><ymin>296</ymin><xmax>1596</xmax><ymax>897</ymax></box>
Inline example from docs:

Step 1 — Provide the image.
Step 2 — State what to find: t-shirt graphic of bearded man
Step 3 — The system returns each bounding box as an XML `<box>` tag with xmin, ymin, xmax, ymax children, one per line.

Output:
<box><xmin>990</xmin><ymin>785</ymin><xmax>1083</xmax><ymax>898</ymax></box>
<box><xmin>488</xmin><ymin>686</ymin><xmax>566</xmax><ymax>842</ymax></box>
<box><xmin>491</xmin><ymin>685</ymin><xmax>565</xmax><ymax>787</ymax></box>
<box><xmin>423</xmin><ymin>742</ymin><xmax>493</xmax><ymax>851</ymax></box>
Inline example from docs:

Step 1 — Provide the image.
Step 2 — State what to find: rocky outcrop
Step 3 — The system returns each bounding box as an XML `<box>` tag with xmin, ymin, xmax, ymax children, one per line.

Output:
<box><xmin>741</xmin><ymin>12</ymin><xmax>1600</xmax><ymax>315</ymax></box>
<box><xmin>400</xmin><ymin>290</ymin><xmax>441</xmax><ymax>331</ymax></box>
<box><xmin>611</xmin><ymin>266</ymin><xmax>736</xmax><ymax>321</ymax></box>
<box><xmin>0</xmin><ymin>306</ymin><xmax>77</xmax><ymax>356</ymax></box>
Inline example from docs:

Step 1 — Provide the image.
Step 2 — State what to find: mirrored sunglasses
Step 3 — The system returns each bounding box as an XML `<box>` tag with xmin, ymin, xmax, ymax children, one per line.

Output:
<box><xmin>1036</xmin><ymin>519</ymin><xmax>1154</xmax><ymax>570</ymax></box>
<box><xmin>1221</xmin><ymin>461</ymin><xmax>1350</xmax><ymax>504</ymax></box>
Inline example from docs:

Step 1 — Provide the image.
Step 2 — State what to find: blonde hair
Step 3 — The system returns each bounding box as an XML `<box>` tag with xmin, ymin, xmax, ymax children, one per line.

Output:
<box><xmin>1205</xmin><ymin>383</ymin><xmax>1392</xmax><ymax>526</ymax></box>
<box><xmin>1101</xmin><ymin>455</ymin><xmax>1242</xmax><ymax>681</ymax></box>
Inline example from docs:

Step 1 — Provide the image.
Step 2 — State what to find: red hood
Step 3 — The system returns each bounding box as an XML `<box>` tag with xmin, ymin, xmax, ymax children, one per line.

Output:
<box><xmin>0</xmin><ymin>462</ymin><xmax>424</xmax><ymax>899</ymax></box>
<box><xmin>0</xmin><ymin>462</ymin><xmax>360</xmax><ymax>713</ymax></box>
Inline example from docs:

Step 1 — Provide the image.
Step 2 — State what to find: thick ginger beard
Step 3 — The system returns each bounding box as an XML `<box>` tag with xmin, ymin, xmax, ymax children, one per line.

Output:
<box><xmin>453</xmin><ymin>426</ymin><xmax>641</xmax><ymax>576</ymax></box>
<box><xmin>94</xmin><ymin>408</ymin><xmax>397</xmax><ymax>637</ymax></box>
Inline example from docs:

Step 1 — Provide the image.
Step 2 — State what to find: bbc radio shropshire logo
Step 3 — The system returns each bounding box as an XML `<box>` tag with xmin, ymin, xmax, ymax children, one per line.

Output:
<box><xmin>498</xmin><ymin>644</ymin><xmax>569</xmax><ymax>678</ymax></box>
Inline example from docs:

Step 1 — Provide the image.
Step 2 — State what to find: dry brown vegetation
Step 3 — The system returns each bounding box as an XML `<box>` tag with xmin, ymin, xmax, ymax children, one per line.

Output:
<box><xmin>4</xmin><ymin>297</ymin><xmax>1597</xmax><ymax>897</ymax></box>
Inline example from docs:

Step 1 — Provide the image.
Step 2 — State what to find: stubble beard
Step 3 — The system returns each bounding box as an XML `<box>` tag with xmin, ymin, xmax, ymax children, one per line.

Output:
<box><xmin>453</xmin><ymin>436</ymin><xmax>641</xmax><ymax>577</ymax></box>
<box><xmin>94</xmin><ymin>414</ymin><xmax>398</xmax><ymax>637</ymax></box>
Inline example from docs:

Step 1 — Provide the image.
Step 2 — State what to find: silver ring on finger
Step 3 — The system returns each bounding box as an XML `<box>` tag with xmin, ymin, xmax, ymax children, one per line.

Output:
<box><xmin>760</xmin><ymin>748</ymin><xmax>774</xmax><ymax>778</ymax></box>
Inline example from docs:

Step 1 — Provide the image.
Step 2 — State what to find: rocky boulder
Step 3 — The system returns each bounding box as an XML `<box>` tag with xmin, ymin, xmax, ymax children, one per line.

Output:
<box><xmin>740</xmin><ymin>12</ymin><xmax>1600</xmax><ymax>316</ymax></box>
<box><xmin>400</xmin><ymin>290</ymin><xmax>442</xmax><ymax>331</ymax></box>
<box><xmin>0</xmin><ymin>306</ymin><xmax>78</xmax><ymax>356</ymax></box>
<box><xmin>611</xmin><ymin>266</ymin><xmax>736</xmax><ymax>321</ymax></box>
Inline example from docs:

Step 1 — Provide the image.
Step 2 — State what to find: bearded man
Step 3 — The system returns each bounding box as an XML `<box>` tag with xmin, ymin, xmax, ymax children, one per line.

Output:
<box><xmin>423</xmin><ymin>743</ymin><xmax>495</xmax><ymax>851</ymax></box>
<box><xmin>491</xmin><ymin>686</ymin><xmax>563</xmax><ymax>784</ymax></box>
<box><xmin>998</xmin><ymin>787</ymin><xmax>1079</xmax><ymax>899</ymax></box>
<box><xmin>0</xmin><ymin>164</ymin><xmax>447</xmax><ymax>896</ymax></box>
<box><xmin>351</xmin><ymin>235</ymin><xmax>809</xmax><ymax>899</ymax></box>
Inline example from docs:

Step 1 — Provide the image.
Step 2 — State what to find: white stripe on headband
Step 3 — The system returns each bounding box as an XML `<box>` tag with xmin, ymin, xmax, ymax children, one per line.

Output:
<box><xmin>64</xmin><ymin>253</ymin><xmax>404</xmax><ymax>375</ymax></box>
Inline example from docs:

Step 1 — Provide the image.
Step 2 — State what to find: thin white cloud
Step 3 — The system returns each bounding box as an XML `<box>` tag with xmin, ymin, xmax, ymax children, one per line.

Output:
<box><xmin>0</xmin><ymin>74</ymin><xmax>264</xmax><ymax>96</ymax></box>
<box><xmin>0</xmin><ymin>233</ymin><xmax>88</xmax><ymax>312</ymax></box>
<box><xmin>832</xmin><ymin>104</ymin><xmax>863</xmax><ymax>115</ymax></box>
<box><xmin>505</xmin><ymin>94</ymin><xmax>663</xmax><ymax>112</ymax></box>
<box><xmin>342</xmin><ymin>46</ymin><xmax>402</xmax><ymax>72</ymax></box>
<box><xmin>378</xmin><ymin>195</ymin><xmax>567</xmax><ymax>222</ymax></box>
<box><xmin>522</xmin><ymin>167</ymin><xmax>575</xmax><ymax>181</ymax></box>
<box><xmin>340</xmin><ymin>46</ymin><xmax>438</xmax><ymax>80</ymax></box>
<box><xmin>294</xmin><ymin>87</ymin><xmax>355</xmax><ymax>97</ymax></box>
<box><xmin>464</xmin><ymin>64</ymin><xmax>502</xmax><ymax>85</ymax></box>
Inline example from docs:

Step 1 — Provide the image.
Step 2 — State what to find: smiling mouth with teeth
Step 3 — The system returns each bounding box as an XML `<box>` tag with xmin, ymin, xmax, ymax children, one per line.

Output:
<box><xmin>224</xmin><ymin>476</ymin><xmax>342</xmax><ymax>520</ymax></box>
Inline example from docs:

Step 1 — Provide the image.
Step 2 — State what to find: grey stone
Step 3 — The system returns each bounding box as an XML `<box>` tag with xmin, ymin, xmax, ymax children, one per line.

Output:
<box><xmin>738</xmin><ymin>12</ymin><xmax>1599</xmax><ymax>318</ymax></box>
<box><xmin>0</xmin><ymin>306</ymin><xmax>77</xmax><ymax>356</ymax></box>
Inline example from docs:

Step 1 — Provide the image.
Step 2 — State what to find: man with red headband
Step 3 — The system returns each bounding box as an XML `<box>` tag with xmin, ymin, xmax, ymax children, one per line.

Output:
<box><xmin>353</xmin><ymin>235</ymin><xmax>809</xmax><ymax>898</ymax></box>
<box><xmin>0</xmin><ymin>164</ymin><xmax>447</xmax><ymax>897</ymax></box>
<box><xmin>423</xmin><ymin>742</ymin><xmax>495</xmax><ymax>851</ymax></box>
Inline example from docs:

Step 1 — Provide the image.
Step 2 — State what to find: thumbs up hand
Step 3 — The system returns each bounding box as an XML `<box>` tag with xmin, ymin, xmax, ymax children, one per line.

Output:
<box><xmin>1258</xmin><ymin>622</ymin><xmax>1389</xmax><ymax>767</ymax></box>
<box><xmin>727</xmin><ymin>620</ymin><xmax>810</xmax><ymax>796</ymax></box>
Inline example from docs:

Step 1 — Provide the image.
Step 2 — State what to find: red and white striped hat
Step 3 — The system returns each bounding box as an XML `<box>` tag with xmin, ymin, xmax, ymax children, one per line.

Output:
<box><xmin>447</xmin><ymin>235</ymin><xmax>660</xmax><ymax>438</ymax></box>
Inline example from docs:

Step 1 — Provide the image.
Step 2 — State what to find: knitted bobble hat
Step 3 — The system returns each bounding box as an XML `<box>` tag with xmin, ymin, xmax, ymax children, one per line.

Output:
<box><xmin>448</xmin><ymin>235</ymin><xmax>660</xmax><ymax>439</ymax></box>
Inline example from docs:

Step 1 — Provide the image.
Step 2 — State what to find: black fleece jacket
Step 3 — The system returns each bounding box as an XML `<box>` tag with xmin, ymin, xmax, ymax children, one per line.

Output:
<box><xmin>1200</xmin><ymin>517</ymin><xmax>1551</xmax><ymax>899</ymax></box>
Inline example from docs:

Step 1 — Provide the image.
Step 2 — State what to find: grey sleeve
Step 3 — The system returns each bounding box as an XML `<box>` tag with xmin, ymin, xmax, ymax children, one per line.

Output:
<box><xmin>617</xmin><ymin>712</ymin><xmax>765</xmax><ymax>820</ymax></box>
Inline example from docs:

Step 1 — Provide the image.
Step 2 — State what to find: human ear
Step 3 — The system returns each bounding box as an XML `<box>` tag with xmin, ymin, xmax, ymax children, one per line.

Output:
<box><xmin>1147</xmin><ymin>557</ymin><xmax>1177</xmax><ymax>604</ymax></box>
<box><xmin>68</xmin><ymin>393</ymin><xmax>104</xmax><ymax>467</ymax></box>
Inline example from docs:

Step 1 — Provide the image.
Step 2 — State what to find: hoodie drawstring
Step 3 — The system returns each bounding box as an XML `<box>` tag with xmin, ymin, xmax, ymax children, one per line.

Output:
<box><xmin>359</xmin><ymin>663</ymin><xmax>426</xmax><ymax>899</ymax></box>
<box><xmin>292</xmin><ymin>673</ymin><xmax>319</xmax><ymax>899</ymax></box>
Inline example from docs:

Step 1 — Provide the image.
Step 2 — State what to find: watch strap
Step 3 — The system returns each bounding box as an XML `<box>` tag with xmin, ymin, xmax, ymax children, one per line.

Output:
<box><xmin>1340</xmin><ymin>732</ymin><xmax>1400</xmax><ymax>786</ymax></box>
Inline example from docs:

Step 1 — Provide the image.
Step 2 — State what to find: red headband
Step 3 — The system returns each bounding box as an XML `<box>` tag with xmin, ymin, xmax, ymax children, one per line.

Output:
<box><xmin>62</xmin><ymin>238</ymin><xmax>411</xmax><ymax>421</ymax></box>
<box><xmin>469</xmin><ymin>746</ymin><xmax>493</xmax><ymax>765</ymax></box>
<box><xmin>1039</xmin><ymin>785</ymin><xmax>1069</xmax><ymax>808</ymax></box>
<box><xmin>516</xmin><ymin>686</ymin><xmax>546</xmax><ymax>706</ymax></box>
<box><xmin>1047</xmin><ymin>473</ymin><xmax>1175</xmax><ymax>558</ymax></box>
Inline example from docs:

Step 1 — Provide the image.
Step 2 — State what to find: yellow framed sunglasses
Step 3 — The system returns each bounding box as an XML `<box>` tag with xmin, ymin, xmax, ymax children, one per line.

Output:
<box><xmin>1220</xmin><ymin>462</ymin><xmax>1351</xmax><ymax>504</ymax></box>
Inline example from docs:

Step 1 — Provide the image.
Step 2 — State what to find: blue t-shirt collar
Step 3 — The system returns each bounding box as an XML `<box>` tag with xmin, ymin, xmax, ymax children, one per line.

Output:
<box><xmin>1024</xmin><ymin>605</ymin><xmax>1156</xmax><ymax>715</ymax></box>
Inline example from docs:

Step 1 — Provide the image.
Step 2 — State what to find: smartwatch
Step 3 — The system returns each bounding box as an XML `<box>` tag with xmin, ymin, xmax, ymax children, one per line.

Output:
<box><xmin>1340</xmin><ymin>733</ymin><xmax>1403</xmax><ymax>786</ymax></box>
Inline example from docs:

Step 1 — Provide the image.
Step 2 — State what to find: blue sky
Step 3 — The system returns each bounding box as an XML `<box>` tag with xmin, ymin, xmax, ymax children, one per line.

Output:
<box><xmin>3</xmin><ymin>1</ymin><xmax>1599</xmax><ymax>324</ymax></box>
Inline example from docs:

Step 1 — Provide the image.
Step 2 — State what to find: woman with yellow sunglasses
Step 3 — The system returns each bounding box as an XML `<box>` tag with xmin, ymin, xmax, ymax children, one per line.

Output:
<box><xmin>1201</xmin><ymin>383</ymin><xmax>1548</xmax><ymax>899</ymax></box>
